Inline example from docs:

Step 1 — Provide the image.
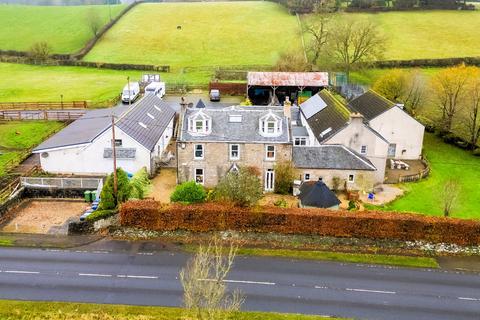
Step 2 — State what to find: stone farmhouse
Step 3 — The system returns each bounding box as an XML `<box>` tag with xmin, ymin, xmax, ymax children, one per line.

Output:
<box><xmin>33</xmin><ymin>95</ymin><xmax>175</xmax><ymax>175</ymax></box>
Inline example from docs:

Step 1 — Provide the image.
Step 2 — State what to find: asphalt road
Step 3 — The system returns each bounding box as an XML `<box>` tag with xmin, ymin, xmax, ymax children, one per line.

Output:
<box><xmin>0</xmin><ymin>247</ymin><xmax>479</xmax><ymax>320</ymax></box>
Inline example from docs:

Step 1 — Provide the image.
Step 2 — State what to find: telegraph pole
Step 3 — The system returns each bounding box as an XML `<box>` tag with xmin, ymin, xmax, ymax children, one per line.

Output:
<box><xmin>111</xmin><ymin>115</ymin><xmax>118</xmax><ymax>196</ymax></box>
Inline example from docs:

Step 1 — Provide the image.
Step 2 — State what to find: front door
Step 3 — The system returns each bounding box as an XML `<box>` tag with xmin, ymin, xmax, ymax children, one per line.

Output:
<box><xmin>388</xmin><ymin>143</ymin><xmax>397</xmax><ymax>158</ymax></box>
<box><xmin>265</xmin><ymin>169</ymin><xmax>275</xmax><ymax>192</ymax></box>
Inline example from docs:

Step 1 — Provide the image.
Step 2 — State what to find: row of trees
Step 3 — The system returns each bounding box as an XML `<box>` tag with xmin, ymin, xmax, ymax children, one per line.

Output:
<box><xmin>373</xmin><ymin>65</ymin><xmax>480</xmax><ymax>150</ymax></box>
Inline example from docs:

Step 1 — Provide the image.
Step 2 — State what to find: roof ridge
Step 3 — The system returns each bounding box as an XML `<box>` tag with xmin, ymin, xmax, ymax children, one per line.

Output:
<box><xmin>319</xmin><ymin>89</ymin><xmax>351</xmax><ymax>119</ymax></box>
<box><xmin>340</xmin><ymin>145</ymin><xmax>377</xmax><ymax>171</ymax></box>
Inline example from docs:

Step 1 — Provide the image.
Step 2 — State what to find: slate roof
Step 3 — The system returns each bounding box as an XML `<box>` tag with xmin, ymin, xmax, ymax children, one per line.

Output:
<box><xmin>179</xmin><ymin>104</ymin><xmax>291</xmax><ymax>143</ymax></box>
<box><xmin>293</xmin><ymin>145</ymin><xmax>376</xmax><ymax>171</ymax></box>
<box><xmin>292</xmin><ymin>126</ymin><xmax>308</xmax><ymax>137</ymax></box>
<box><xmin>116</xmin><ymin>95</ymin><xmax>175</xmax><ymax>151</ymax></box>
<box><xmin>301</xmin><ymin>90</ymin><xmax>351</xmax><ymax>143</ymax></box>
<box><xmin>196</xmin><ymin>99</ymin><xmax>206</xmax><ymax>109</ymax></box>
<box><xmin>299</xmin><ymin>181</ymin><xmax>341</xmax><ymax>208</ymax></box>
<box><xmin>34</xmin><ymin>95</ymin><xmax>175</xmax><ymax>152</ymax></box>
<box><xmin>348</xmin><ymin>90</ymin><xmax>396</xmax><ymax>121</ymax></box>
<box><xmin>33</xmin><ymin>105</ymin><xmax>129</xmax><ymax>152</ymax></box>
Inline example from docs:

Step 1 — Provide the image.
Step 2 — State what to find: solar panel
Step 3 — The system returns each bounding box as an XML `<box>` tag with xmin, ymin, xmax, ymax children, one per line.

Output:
<box><xmin>300</xmin><ymin>94</ymin><xmax>328</xmax><ymax>119</ymax></box>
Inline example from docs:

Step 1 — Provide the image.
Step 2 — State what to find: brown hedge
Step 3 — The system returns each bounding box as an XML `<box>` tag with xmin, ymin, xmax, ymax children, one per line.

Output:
<box><xmin>120</xmin><ymin>200</ymin><xmax>480</xmax><ymax>246</ymax></box>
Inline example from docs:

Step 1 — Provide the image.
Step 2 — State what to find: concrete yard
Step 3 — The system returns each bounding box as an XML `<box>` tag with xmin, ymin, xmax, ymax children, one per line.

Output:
<box><xmin>2</xmin><ymin>199</ymin><xmax>86</xmax><ymax>234</ymax></box>
<box><xmin>149</xmin><ymin>168</ymin><xmax>177</xmax><ymax>203</ymax></box>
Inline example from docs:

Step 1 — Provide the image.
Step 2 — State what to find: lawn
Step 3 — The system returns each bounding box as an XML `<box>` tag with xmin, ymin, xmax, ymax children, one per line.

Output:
<box><xmin>0</xmin><ymin>63</ymin><xmax>211</xmax><ymax>104</ymax></box>
<box><xmin>0</xmin><ymin>121</ymin><xmax>64</xmax><ymax>176</ymax></box>
<box><xmin>84</xmin><ymin>2</ymin><xmax>303</xmax><ymax>68</ymax></box>
<box><xmin>0</xmin><ymin>300</ymin><xmax>346</xmax><ymax>320</ymax></box>
<box><xmin>379</xmin><ymin>133</ymin><xmax>480</xmax><ymax>219</ymax></box>
<box><xmin>0</xmin><ymin>4</ymin><xmax>126</xmax><ymax>53</ymax></box>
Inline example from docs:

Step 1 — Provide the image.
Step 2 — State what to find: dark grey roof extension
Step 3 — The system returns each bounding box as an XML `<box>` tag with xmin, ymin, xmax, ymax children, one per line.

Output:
<box><xmin>348</xmin><ymin>90</ymin><xmax>396</xmax><ymax>121</ymax></box>
<box><xmin>299</xmin><ymin>181</ymin><xmax>341</xmax><ymax>208</ymax></box>
<box><xmin>33</xmin><ymin>105</ymin><xmax>129</xmax><ymax>152</ymax></box>
<box><xmin>116</xmin><ymin>95</ymin><xmax>175</xmax><ymax>151</ymax></box>
<box><xmin>293</xmin><ymin>145</ymin><xmax>376</xmax><ymax>171</ymax></box>
<box><xmin>301</xmin><ymin>90</ymin><xmax>351</xmax><ymax>143</ymax></box>
<box><xmin>179</xmin><ymin>104</ymin><xmax>291</xmax><ymax>143</ymax></box>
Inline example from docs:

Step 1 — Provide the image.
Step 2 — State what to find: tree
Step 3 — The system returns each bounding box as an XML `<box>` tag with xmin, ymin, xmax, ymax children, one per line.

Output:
<box><xmin>275</xmin><ymin>50</ymin><xmax>311</xmax><ymax>72</ymax></box>
<box><xmin>327</xmin><ymin>18</ymin><xmax>385</xmax><ymax>82</ymax></box>
<box><xmin>432</xmin><ymin>65</ymin><xmax>471</xmax><ymax>133</ymax></box>
<box><xmin>86</xmin><ymin>7</ymin><xmax>103</xmax><ymax>37</ymax></box>
<box><xmin>29</xmin><ymin>41</ymin><xmax>51</xmax><ymax>62</ymax></box>
<box><xmin>171</xmin><ymin>181</ymin><xmax>207</xmax><ymax>204</ymax></box>
<box><xmin>303</xmin><ymin>13</ymin><xmax>331</xmax><ymax>66</ymax></box>
<box><xmin>465</xmin><ymin>68</ymin><xmax>480</xmax><ymax>150</ymax></box>
<box><xmin>129</xmin><ymin>167</ymin><xmax>151</xmax><ymax>199</ymax></box>
<box><xmin>99</xmin><ymin>168</ymin><xmax>132</xmax><ymax>210</ymax></box>
<box><xmin>180</xmin><ymin>238</ymin><xmax>244</xmax><ymax>320</ymax></box>
<box><xmin>442</xmin><ymin>178</ymin><xmax>460</xmax><ymax>217</ymax></box>
<box><xmin>373</xmin><ymin>69</ymin><xmax>426</xmax><ymax>116</ymax></box>
<box><xmin>215</xmin><ymin>167</ymin><xmax>263</xmax><ymax>207</ymax></box>
<box><xmin>274</xmin><ymin>161</ymin><xmax>296</xmax><ymax>195</ymax></box>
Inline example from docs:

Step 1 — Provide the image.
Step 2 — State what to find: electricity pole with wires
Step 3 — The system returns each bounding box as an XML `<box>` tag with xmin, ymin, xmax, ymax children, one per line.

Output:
<box><xmin>111</xmin><ymin>115</ymin><xmax>118</xmax><ymax>197</ymax></box>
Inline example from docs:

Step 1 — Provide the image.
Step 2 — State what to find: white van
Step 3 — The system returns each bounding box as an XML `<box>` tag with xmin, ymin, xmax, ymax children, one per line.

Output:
<box><xmin>144</xmin><ymin>81</ymin><xmax>166</xmax><ymax>98</ymax></box>
<box><xmin>121</xmin><ymin>82</ymin><xmax>140</xmax><ymax>104</ymax></box>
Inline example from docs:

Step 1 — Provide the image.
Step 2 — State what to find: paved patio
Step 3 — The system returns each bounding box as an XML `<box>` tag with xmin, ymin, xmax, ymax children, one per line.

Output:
<box><xmin>384</xmin><ymin>159</ymin><xmax>427</xmax><ymax>184</ymax></box>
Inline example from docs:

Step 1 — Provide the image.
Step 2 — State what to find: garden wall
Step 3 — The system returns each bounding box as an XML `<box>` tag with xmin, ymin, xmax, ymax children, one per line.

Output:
<box><xmin>120</xmin><ymin>201</ymin><xmax>480</xmax><ymax>246</ymax></box>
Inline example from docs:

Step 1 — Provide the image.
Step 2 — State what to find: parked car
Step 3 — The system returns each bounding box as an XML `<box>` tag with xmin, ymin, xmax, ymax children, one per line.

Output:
<box><xmin>209</xmin><ymin>89</ymin><xmax>221</xmax><ymax>102</ymax></box>
<box><xmin>145</xmin><ymin>81</ymin><xmax>166</xmax><ymax>98</ymax></box>
<box><xmin>121</xmin><ymin>82</ymin><xmax>140</xmax><ymax>103</ymax></box>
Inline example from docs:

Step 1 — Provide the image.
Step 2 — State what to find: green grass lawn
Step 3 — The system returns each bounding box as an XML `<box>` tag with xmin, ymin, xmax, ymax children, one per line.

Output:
<box><xmin>0</xmin><ymin>4</ymin><xmax>126</xmax><ymax>53</ymax></box>
<box><xmin>0</xmin><ymin>121</ymin><xmax>64</xmax><ymax>176</ymax></box>
<box><xmin>379</xmin><ymin>133</ymin><xmax>480</xmax><ymax>219</ymax></box>
<box><xmin>0</xmin><ymin>300</ymin><xmax>345</xmax><ymax>320</ymax></box>
<box><xmin>321</xmin><ymin>11</ymin><xmax>480</xmax><ymax>61</ymax></box>
<box><xmin>85</xmin><ymin>2</ymin><xmax>303</xmax><ymax>68</ymax></box>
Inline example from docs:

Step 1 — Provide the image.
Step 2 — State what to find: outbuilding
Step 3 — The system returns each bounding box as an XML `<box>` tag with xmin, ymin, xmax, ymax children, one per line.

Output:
<box><xmin>298</xmin><ymin>181</ymin><xmax>341</xmax><ymax>209</ymax></box>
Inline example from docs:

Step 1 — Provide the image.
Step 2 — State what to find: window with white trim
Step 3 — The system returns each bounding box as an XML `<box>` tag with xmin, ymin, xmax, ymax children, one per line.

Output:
<box><xmin>195</xmin><ymin>168</ymin><xmax>204</xmax><ymax>185</ymax></box>
<box><xmin>348</xmin><ymin>174</ymin><xmax>355</xmax><ymax>183</ymax></box>
<box><xmin>294</xmin><ymin>137</ymin><xmax>307</xmax><ymax>146</ymax></box>
<box><xmin>360</xmin><ymin>145</ymin><xmax>368</xmax><ymax>154</ymax></box>
<box><xmin>194</xmin><ymin>144</ymin><xmax>204</xmax><ymax>160</ymax></box>
<box><xmin>187</xmin><ymin>111</ymin><xmax>212</xmax><ymax>135</ymax></box>
<box><xmin>304</xmin><ymin>173</ymin><xmax>310</xmax><ymax>181</ymax></box>
<box><xmin>266</xmin><ymin>145</ymin><xmax>275</xmax><ymax>160</ymax></box>
<box><xmin>114</xmin><ymin>139</ymin><xmax>122</xmax><ymax>147</ymax></box>
<box><xmin>229</xmin><ymin>144</ymin><xmax>240</xmax><ymax>160</ymax></box>
<box><xmin>259</xmin><ymin>111</ymin><xmax>283</xmax><ymax>137</ymax></box>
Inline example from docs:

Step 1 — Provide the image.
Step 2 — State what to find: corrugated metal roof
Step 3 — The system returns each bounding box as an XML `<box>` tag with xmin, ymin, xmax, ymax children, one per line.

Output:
<box><xmin>247</xmin><ymin>72</ymin><xmax>329</xmax><ymax>87</ymax></box>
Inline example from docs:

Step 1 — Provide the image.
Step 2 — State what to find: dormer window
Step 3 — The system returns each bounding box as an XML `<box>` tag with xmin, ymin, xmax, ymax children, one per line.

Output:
<box><xmin>259</xmin><ymin>111</ymin><xmax>283</xmax><ymax>137</ymax></box>
<box><xmin>187</xmin><ymin>111</ymin><xmax>212</xmax><ymax>135</ymax></box>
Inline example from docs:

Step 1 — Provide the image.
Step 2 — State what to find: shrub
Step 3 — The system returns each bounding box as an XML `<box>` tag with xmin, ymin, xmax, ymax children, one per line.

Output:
<box><xmin>274</xmin><ymin>198</ymin><xmax>288</xmax><ymax>208</ymax></box>
<box><xmin>215</xmin><ymin>168</ymin><xmax>263</xmax><ymax>207</ymax></box>
<box><xmin>99</xmin><ymin>168</ymin><xmax>132</xmax><ymax>210</ymax></box>
<box><xmin>130</xmin><ymin>167</ymin><xmax>151</xmax><ymax>199</ymax></box>
<box><xmin>86</xmin><ymin>209</ymin><xmax>117</xmax><ymax>222</ymax></box>
<box><xmin>170</xmin><ymin>181</ymin><xmax>206</xmax><ymax>204</ymax></box>
<box><xmin>274</xmin><ymin>161</ymin><xmax>296</xmax><ymax>195</ymax></box>
<box><xmin>332</xmin><ymin>176</ymin><xmax>341</xmax><ymax>192</ymax></box>
<box><xmin>473</xmin><ymin>148</ymin><xmax>480</xmax><ymax>157</ymax></box>
<box><xmin>29</xmin><ymin>41</ymin><xmax>51</xmax><ymax>61</ymax></box>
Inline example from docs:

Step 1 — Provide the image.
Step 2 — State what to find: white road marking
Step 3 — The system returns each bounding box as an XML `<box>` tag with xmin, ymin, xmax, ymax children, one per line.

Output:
<box><xmin>314</xmin><ymin>285</ymin><xmax>329</xmax><ymax>289</ymax></box>
<box><xmin>458</xmin><ymin>297</ymin><xmax>480</xmax><ymax>301</ymax></box>
<box><xmin>137</xmin><ymin>252</ymin><xmax>154</xmax><ymax>256</ymax></box>
<box><xmin>346</xmin><ymin>288</ymin><xmax>396</xmax><ymax>295</ymax></box>
<box><xmin>117</xmin><ymin>275</ymin><xmax>158</xmax><ymax>279</ymax></box>
<box><xmin>198</xmin><ymin>278</ymin><xmax>275</xmax><ymax>286</ymax></box>
<box><xmin>78</xmin><ymin>273</ymin><xmax>112</xmax><ymax>277</ymax></box>
<box><xmin>3</xmin><ymin>270</ymin><xmax>40</xmax><ymax>274</ymax></box>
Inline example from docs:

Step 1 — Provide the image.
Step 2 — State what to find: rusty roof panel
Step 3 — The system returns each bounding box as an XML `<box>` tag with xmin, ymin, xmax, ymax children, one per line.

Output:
<box><xmin>247</xmin><ymin>72</ymin><xmax>329</xmax><ymax>87</ymax></box>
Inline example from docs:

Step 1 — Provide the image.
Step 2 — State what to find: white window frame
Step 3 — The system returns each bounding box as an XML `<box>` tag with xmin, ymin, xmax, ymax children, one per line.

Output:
<box><xmin>194</xmin><ymin>144</ymin><xmax>204</xmax><ymax>160</ymax></box>
<box><xmin>265</xmin><ymin>145</ymin><xmax>276</xmax><ymax>161</ymax></box>
<box><xmin>114</xmin><ymin>139</ymin><xmax>122</xmax><ymax>147</ymax></box>
<box><xmin>360</xmin><ymin>145</ymin><xmax>368</xmax><ymax>154</ymax></box>
<box><xmin>229</xmin><ymin>144</ymin><xmax>240</xmax><ymax>160</ymax></box>
<box><xmin>304</xmin><ymin>173</ymin><xmax>310</xmax><ymax>181</ymax></box>
<box><xmin>348</xmin><ymin>174</ymin><xmax>355</xmax><ymax>183</ymax></box>
<box><xmin>194</xmin><ymin>168</ymin><xmax>204</xmax><ymax>185</ymax></box>
<box><xmin>294</xmin><ymin>137</ymin><xmax>307</xmax><ymax>146</ymax></box>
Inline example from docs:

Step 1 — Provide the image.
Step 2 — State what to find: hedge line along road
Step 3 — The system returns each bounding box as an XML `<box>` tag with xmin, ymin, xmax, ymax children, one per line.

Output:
<box><xmin>0</xmin><ymin>246</ymin><xmax>478</xmax><ymax>320</ymax></box>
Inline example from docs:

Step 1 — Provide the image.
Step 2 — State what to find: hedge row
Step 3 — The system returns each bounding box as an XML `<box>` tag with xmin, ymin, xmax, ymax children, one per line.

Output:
<box><xmin>374</xmin><ymin>56</ymin><xmax>480</xmax><ymax>68</ymax></box>
<box><xmin>120</xmin><ymin>201</ymin><xmax>480</xmax><ymax>246</ymax></box>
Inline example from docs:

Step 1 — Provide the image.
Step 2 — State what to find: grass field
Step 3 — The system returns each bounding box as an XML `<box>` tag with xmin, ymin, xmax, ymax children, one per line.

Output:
<box><xmin>0</xmin><ymin>300</ymin><xmax>346</xmax><ymax>320</ymax></box>
<box><xmin>85</xmin><ymin>2</ymin><xmax>303</xmax><ymax>68</ymax></box>
<box><xmin>376</xmin><ymin>133</ymin><xmax>480</xmax><ymax>219</ymax></box>
<box><xmin>0</xmin><ymin>4</ymin><xmax>126</xmax><ymax>53</ymax></box>
<box><xmin>0</xmin><ymin>121</ymin><xmax>64</xmax><ymax>176</ymax></box>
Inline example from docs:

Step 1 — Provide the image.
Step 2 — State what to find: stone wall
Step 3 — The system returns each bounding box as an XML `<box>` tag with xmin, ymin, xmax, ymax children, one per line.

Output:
<box><xmin>296</xmin><ymin>169</ymin><xmax>376</xmax><ymax>192</ymax></box>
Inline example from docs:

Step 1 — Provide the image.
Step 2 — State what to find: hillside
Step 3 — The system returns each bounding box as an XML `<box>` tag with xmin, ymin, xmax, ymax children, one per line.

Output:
<box><xmin>0</xmin><ymin>4</ymin><xmax>126</xmax><ymax>53</ymax></box>
<box><xmin>84</xmin><ymin>2</ymin><xmax>303</xmax><ymax>68</ymax></box>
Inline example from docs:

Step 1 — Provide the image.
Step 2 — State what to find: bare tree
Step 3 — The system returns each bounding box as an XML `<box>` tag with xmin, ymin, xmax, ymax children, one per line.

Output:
<box><xmin>402</xmin><ymin>70</ymin><xmax>427</xmax><ymax>116</ymax></box>
<box><xmin>86</xmin><ymin>8</ymin><xmax>103</xmax><ymax>37</ymax></box>
<box><xmin>303</xmin><ymin>14</ymin><xmax>331</xmax><ymax>66</ymax></box>
<box><xmin>465</xmin><ymin>68</ymin><xmax>480</xmax><ymax>150</ymax></box>
<box><xmin>442</xmin><ymin>178</ymin><xmax>460</xmax><ymax>217</ymax></box>
<box><xmin>327</xmin><ymin>18</ymin><xmax>385</xmax><ymax>82</ymax></box>
<box><xmin>180</xmin><ymin>238</ymin><xmax>244</xmax><ymax>320</ymax></box>
<box><xmin>432</xmin><ymin>65</ymin><xmax>471</xmax><ymax>133</ymax></box>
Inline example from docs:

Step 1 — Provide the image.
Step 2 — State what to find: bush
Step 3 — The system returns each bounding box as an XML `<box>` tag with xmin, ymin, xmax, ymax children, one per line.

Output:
<box><xmin>170</xmin><ymin>181</ymin><xmax>207</xmax><ymax>204</ymax></box>
<box><xmin>86</xmin><ymin>209</ymin><xmax>117</xmax><ymax>222</ymax></box>
<box><xmin>274</xmin><ymin>161</ymin><xmax>296</xmax><ymax>195</ymax></box>
<box><xmin>99</xmin><ymin>168</ymin><xmax>132</xmax><ymax>210</ymax></box>
<box><xmin>215</xmin><ymin>167</ymin><xmax>263</xmax><ymax>207</ymax></box>
<box><xmin>473</xmin><ymin>148</ymin><xmax>480</xmax><ymax>157</ymax></box>
<box><xmin>130</xmin><ymin>167</ymin><xmax>151</xmax><ymax>199</ymax></box>
<box><xmin>29</xmin><ymin>41</ymin><xmax>51</xmax><ymax>61</ymax></box>
<box><xmin>274</xmin><ymin>198</ymin><xmax>288</xmax><ymax>208</ymax></box>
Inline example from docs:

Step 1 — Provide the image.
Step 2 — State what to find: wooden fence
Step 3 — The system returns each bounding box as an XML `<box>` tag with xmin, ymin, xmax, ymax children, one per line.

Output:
<box><xmin>0</xmin><ymin>101</ymin><xmax>87</xmax><ymax>110</ymax></box>
<box><xmin>398</xmin><ymin>159</ymin><xmax>430</xmax><ymax>183</ymax></box>
<box><xmin>0</xmin><ymin>110</ymin><xmax>85</xmax><ymax>121</ymax></box>
<box><xmin>0</xmin><ymin>166</ymin><xmax>39</xmax><ymax>203</ymax></box>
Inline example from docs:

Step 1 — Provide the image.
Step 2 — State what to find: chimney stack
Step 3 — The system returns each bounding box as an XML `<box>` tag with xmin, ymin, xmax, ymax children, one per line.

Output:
<box><xmin>350</xmin><ymin>112</ymin><xmax>364</xmax><ymax>126</ymax></box>
<box><xmin>283</xmin><ymin>96</ymin><xmax>292</xmax><ymax>119</ymax></box>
